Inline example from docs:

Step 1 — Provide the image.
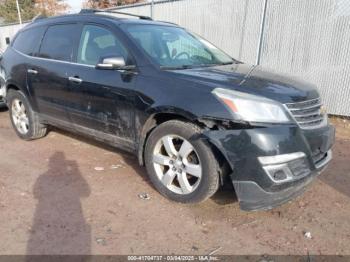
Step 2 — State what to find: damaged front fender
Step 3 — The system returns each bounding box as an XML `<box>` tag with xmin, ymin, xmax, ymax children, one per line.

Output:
<box><xmin>0</xmin><ymin>66</ymin><xmax>6</xmax><ymax>106</ymax></box>
<box><xmin>203</xmin><ymin>124</ymin><xmax>335</xmax><ymax>211</ymax></box>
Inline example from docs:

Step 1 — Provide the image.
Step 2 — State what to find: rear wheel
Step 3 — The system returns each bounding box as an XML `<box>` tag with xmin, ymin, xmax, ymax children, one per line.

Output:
<box><xmin>7</xmin><ymin>89</ymin><xmax>47</xmax><ymax>140</ymax></box>
<box><xmin>145</xmin><ymin>120</ymin><xmax>220</xmax><ymax>203</ymax></box>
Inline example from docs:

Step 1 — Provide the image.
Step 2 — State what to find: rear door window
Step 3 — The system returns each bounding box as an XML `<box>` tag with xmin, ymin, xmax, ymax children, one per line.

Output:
<box><xmin>12</xmin><ymin>26</ymin><xmax>46</xmax><ymax>56</ymax></box>
<box><xmin>38</xmin><ymin>24</ymin><xmax>79</xmax><ymax>62</ymax></box>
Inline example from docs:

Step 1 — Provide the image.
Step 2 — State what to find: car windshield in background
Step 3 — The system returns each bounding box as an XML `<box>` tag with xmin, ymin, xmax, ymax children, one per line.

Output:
<box><xmin>125</xmin><ymin>25</ymin><xmax>234</xmax><ymax>69</ymax></box>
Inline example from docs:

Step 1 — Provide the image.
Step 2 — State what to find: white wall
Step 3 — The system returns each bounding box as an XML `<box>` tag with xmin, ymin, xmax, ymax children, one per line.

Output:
<box><xmin>0</xmin><ymin>22</ymin><xmax>28</xmax><ymax>51</ymax></box>
<box><xmin>261</xmin><ymin>0</ymin><xmax>350</xmax><ymax>116</ymax></box>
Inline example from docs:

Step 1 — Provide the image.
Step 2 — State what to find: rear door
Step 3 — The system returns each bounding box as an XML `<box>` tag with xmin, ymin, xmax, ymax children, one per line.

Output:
<box><xmin>9</xmin><ymin>25</ymin><xmax>46</xmax><ymax>107</ymax></box>
<box><xmin>67</xmin><ymin>24</ymin><xmax>138</xmax><ymax>146</ymax></box>
<box><xmin>28</xmin><ymin>23</ymin><xmax>81</xmax><ymax>122</ymax></box>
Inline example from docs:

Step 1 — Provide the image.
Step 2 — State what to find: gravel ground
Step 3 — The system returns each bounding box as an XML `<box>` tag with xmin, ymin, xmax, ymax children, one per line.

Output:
<box><xmin>0</xmin><ymin>108</ymin><xmax>349</xmax><ymax>255</ymax></box>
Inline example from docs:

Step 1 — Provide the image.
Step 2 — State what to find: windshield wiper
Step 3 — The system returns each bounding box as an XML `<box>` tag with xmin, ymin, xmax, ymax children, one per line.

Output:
<box><xmin>160</xmin><ymin>65</ymin><xmax>194</xmax><ymax>70</ymax></box>
<box><xmin>217</xmin><ymin>61</ymin><xmax>235</xmax><ymax>66</ymax></box>
<box><xmin>160</xmin><ymin>61</ymin><xmax>236</xmax><ymax>70</ymax></box>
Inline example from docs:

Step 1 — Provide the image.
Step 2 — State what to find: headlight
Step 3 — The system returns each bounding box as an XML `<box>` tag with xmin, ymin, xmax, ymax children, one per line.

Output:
<box><xmin>212</xmin><ymin>88</ymin><xmax>291</xmax><ymax>123</ymax></box>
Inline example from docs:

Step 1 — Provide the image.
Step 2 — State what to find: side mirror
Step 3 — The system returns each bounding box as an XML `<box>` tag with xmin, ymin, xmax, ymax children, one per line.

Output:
<box><xmin>5</xmin><ymin>37</ymin><xmax>10</xmax><ymax>45</ymax></box>
<box><xmin>96</xmin><ymin>56</ymin><xmax>127</xmax><ymax>70</ymax></box>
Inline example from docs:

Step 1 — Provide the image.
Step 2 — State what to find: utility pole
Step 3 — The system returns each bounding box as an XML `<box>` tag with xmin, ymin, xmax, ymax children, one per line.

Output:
<box><xmin>256</xmin><ymin>0</ymin><xmax>268</xmax><ymax>65</ymax></box>
<box><xmin>15</xmin><ymin>0</ymin><xmax>22</xmax><ymax>24</ymax></box>
<box><xmin>151</xmin><ymin>0</ymin><xmax>154</xmax><ymax>19</ymax></box>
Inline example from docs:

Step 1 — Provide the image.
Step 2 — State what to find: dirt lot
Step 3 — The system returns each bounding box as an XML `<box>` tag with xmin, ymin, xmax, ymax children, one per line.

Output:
<box><xmin>0</xmin><ymin>108</ymin><xmax>349</xmax><ymax>256</ymax></box>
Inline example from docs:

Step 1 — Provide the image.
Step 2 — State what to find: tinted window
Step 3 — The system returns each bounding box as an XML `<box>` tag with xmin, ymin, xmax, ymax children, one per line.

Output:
<box><xmin>77</xmin><ymin>25</ymin><xmax>130</xmax><ymax>65</ymax></box>
<box><xmin>39</xmin><ymin>24</ymin><xmax>78</xmax><ymax>62</ymax></box>
<box><xmin>12</xmin><ymin>26</ymin><xmax>45</xmax><ymax>56</ymax></box>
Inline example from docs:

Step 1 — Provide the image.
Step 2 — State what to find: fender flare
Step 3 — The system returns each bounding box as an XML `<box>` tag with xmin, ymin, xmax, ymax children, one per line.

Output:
<box><xmin>136</xmin><ymin>106</ymin><xmax>198</xmax><ymax>166</ymax></box>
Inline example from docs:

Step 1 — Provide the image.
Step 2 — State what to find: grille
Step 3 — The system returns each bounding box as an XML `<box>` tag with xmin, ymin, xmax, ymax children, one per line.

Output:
<box><xmin>285</xmin><ymin>98</ymin><xmax>326</xmax><ymax>129</ymax></box>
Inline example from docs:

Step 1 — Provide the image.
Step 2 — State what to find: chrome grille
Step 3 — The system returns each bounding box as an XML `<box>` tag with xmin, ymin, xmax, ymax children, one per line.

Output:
<box><xmin>285</xmin><ymin>98</ymin><xmax>326</xmax><ymax>129</ymax></box>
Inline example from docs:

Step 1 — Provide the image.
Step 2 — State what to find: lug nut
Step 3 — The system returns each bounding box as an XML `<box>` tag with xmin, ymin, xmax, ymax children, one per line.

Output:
<box><xmin>182</xmin><ymin>164</ymin><xmax>186</xmax><ymax>169</ymax></box>
<box><xmin>178</xmin><ymin>169</ymin><xmax>182</xmax><ymax>173</ymax></box>
<box><xmin>169</xmin><ymin>160</ymin><xmax>174</xmax><ymax>165</ymax></box>
<box><xmin>172</xmin><ymin>167</ymin><xmax>176</xmax><ymax>171</ymax></box>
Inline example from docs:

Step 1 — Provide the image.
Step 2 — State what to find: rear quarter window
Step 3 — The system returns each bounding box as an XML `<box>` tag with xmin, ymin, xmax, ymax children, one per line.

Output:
<box><xmin>12</xmin><ymin>26</ymin><xmax>46</xmax><ymax>56</ymax></box>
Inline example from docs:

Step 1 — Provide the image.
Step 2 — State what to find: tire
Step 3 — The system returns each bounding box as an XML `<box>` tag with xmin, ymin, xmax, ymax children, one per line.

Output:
<box><xmin>7</xmin><ymin>89</ymin><xmax>47</xmax><ymax>140</ymax></box>
<box><xmin>145</xmin><ymin>120</ymin><xmax>220</xmax><ymax>203</ymax></box>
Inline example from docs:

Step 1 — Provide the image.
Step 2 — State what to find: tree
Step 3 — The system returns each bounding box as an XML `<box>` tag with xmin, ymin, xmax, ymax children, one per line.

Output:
<box><xmin>83</xmin><ymin>0</ymin><xmax>144</xmax><ymax>9</ymax></box>
<box><xmin>34</xmin><ymin>0</ymin><xmax>69</xmax><ymax>17</ymax></box>
<box><xmin>0</xmin><ymin>0</ymin><xmax>36</xmax><ymax>23</ymax></box>
<box><xmin>0</xmin><ymin>0</ymin><xmax>70</xmax><ymax>23</ymax></box>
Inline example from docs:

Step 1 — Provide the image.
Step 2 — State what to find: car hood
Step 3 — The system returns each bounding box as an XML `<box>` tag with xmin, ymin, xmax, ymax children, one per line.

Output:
<box><xmin>166</xmin><ymin>63</ymin><xmax>319</xmax><ymax>103</ymax></box>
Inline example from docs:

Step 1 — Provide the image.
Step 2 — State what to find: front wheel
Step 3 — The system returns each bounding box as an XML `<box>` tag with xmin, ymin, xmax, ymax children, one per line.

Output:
<box><xmin>144</xmin><ymin>120</ymin><xmax>220</xmax><ymax>203</ymax></box>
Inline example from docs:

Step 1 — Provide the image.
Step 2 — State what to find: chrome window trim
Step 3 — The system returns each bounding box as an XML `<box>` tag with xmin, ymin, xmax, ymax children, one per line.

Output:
<box><xmin>11</xmin><ymin>47</ymin><xmax>96</xmax><ymax>68</ymax></box>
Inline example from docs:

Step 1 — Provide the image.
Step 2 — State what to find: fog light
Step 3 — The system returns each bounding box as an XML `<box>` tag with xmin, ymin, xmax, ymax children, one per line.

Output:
<box><xmin>288</xmin><ymin>158</ymin><xmax>310</xmax><ymax>177</ymax></box>
<box><xmin>273</xmin><ymin>170</ymin><xmax>287</xmax><ymax>181</ymax></box>
<box><xmin>259</xmin><ymin>152</ymin><xmax>310</xmax><ymax>184</ymax></box>
<box><xmin>263</xmin><ymin>163</ymin><xmax>294</xmax><ymax>183</ymax></box>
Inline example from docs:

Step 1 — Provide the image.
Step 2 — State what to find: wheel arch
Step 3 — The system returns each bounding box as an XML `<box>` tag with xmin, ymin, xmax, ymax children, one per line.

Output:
<box><xmin>137</xmin><ymin>110</ymin><xmax>233</xmax><ymax>186</ymax></box>
<box><xmin>5</xmin><ymin>80</ymin><xmax>36</xmax><ymax>110</ymax></box>
<box><xmin>6</xmin><ymin>81</ymin><xmax>23</xmax><ymax>99</ymax></box>
<box><xmin>137</xmin><ymin>110</ymin><xmax>197</xmax><ymax>166</ymax></box>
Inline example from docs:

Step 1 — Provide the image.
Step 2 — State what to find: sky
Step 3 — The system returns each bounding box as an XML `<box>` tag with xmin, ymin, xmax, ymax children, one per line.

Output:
<box><xmin>66</xmin><ymin>0</ymin><xmax>84</xmax><ymax>13</ymax></box>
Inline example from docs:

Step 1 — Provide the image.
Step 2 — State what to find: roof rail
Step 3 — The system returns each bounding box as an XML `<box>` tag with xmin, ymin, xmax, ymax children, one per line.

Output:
<box><xmin>158</xmin><ymin>21</ymin><xmax>178</xmax><ymax>26</ymax></box>
<box><xmin>32</xmin><ymin>14</ymin><xmax>47</xmax><ymax>22</ymax></box>
<box><xmin>79</xmin><ymin>8</ymin><xmax>152</xmax><ymax>20</ymax></box>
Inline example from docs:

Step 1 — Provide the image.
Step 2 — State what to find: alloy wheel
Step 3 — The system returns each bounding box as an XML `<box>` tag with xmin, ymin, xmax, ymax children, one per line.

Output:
<box><xmin>11</xmin><ymin>98</ymin><xmax>29</xmax><ymax>135</ymax></box>
<box><xmin>152</xmin><ymin>135</ymin><xmax>202</xmax><ymax>195</ymax></box>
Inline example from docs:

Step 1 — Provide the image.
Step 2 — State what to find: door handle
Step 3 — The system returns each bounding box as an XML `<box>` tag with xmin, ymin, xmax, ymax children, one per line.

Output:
<box><xmin>27</xmin><ymin>69</ymin><xmax>38</xmax><ymax>75</ymax></box>
<box><xmin>68</xmin><ymin>76</ymin><xmax>83</xmax><ymax>84</ymax></box>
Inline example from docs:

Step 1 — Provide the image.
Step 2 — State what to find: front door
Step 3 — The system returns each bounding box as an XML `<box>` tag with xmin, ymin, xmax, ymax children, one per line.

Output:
<box><xmin>68</xmin><ymin>24</ymin><xmax>138</xmax><ymax>147</ymax></box>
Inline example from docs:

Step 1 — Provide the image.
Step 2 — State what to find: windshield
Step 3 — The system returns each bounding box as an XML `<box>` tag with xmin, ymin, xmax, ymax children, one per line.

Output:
<box><xmin>125</xmin><ymin>24</ymin><xmax>234</xmax><ymax>69</ymax></box>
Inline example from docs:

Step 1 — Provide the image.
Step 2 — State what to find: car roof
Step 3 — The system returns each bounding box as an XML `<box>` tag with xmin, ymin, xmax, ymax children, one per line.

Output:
<box><xmin>26</xmin><ymin>13</ymin><xmax>179</xmax><ymax>29</ymax></box>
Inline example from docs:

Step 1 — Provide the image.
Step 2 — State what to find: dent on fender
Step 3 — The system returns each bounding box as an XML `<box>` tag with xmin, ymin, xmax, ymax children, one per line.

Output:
<box><xmin>202</xmin><ymin>125</ymin><xmax>310</xmax><ymax>176</ymax></box>
<box><xmin>0</xmin><ymin>67</ymin><xmax>6</xmax><ymax>98</ymax></box>
<box><xmin>202</xmin><ymin>124</ymin><xmax>334</xmax><ymax>210</ymax></box>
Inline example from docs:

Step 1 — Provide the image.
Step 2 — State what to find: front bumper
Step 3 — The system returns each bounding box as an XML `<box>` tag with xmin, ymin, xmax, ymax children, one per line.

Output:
<box><xmin>0</xmin><ymin>83</ymin><xmax>6</xmax><ymax>108</ymax></box>
<box><xmin>204</xmin><ymin>124</ymin><xmax>335</xmax><ymax>211</ymax></box>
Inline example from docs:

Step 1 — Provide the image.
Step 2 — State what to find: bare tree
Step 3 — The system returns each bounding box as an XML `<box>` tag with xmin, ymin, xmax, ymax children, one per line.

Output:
<box><xmin>0</xmin><ymin>0</ymin><xmax>36</xmax><ymax>23</ymax></box>
<box><xmin>35</xmin><ymin>0</ymin><xmax>69</xmax><ymax>16</ymax></box>
<box><xmin>83</xmin><ymin>0</ymin><xmax>144</xmax><ymax>9</ymax></box>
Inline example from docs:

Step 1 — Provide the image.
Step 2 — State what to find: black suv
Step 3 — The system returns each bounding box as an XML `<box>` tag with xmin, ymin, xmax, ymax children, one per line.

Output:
<box><xmin>0</xmin><ymin>10</ymin><xmax>335</xmax><ymax>211</ymax></box>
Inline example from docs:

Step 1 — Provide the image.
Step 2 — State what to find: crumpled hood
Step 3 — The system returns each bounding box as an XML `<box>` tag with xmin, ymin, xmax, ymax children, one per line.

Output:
<box><xmin>166</xmin><ymin>63</ymin><xmax>319</xmax><ymax>103</ymax></box>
